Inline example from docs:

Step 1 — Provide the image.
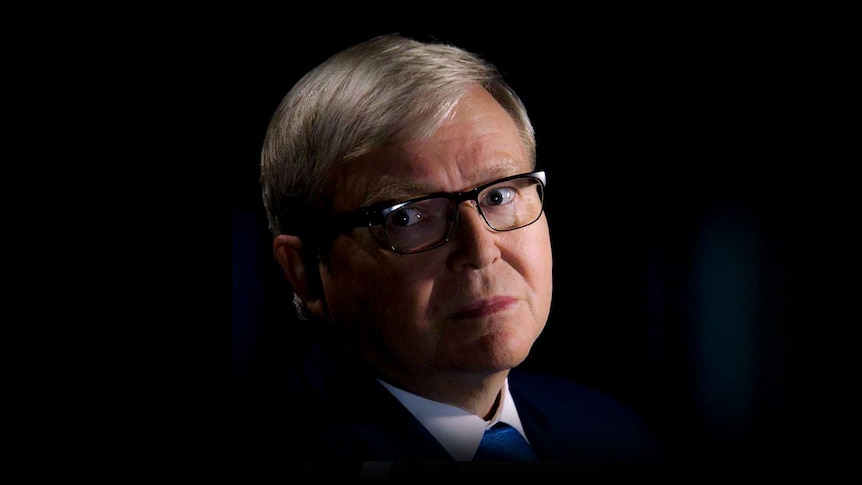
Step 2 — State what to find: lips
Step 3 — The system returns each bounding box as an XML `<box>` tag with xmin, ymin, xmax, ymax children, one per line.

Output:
<box><xmin>451</xmin><ymin>296</ymin><xmax>518</xmax><ymax>319</ymax></box>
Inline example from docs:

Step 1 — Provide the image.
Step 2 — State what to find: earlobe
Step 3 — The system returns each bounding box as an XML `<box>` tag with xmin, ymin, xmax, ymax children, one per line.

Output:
<box><xmin>272</xmin><ymin>235</ymin><xmax>329</xmax><ymax>320</ymax></box>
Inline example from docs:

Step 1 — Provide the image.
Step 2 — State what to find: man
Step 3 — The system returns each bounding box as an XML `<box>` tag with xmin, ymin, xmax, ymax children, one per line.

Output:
<box><xmin>248</xmin><ymin>33</ymin><xmax>668</xmax><ymax>478</ymax></box>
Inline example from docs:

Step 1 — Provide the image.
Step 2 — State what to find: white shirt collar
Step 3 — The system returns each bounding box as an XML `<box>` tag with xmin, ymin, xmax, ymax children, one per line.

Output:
<box><xmin>378</xmin><ymin>377</ymin><xmax>529</xmax><ymax>461</ymax></box>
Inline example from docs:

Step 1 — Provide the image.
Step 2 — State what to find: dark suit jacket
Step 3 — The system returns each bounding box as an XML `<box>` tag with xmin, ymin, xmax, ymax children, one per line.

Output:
<box><xmin>232</xmin><ymin>333</ymin><xmax>672</xmax><ymax>479</ymax></box>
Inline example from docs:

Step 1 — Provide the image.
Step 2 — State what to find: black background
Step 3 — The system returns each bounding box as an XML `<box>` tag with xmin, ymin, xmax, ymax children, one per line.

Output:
<box><xmin>107</xmin><ymin>17</ymin><xmax>854</xmax><ymax>480</ymax></box>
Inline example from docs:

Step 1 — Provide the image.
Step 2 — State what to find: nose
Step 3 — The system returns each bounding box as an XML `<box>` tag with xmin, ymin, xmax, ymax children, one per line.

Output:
<box><xmin>445</xmin><ymin>201</ymin><xmax>500</xmax><ymax>271</ymax></box>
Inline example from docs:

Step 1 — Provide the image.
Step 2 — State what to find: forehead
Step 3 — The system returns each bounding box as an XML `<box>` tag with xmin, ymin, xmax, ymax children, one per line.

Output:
<box><xmin>332</xmin><ymin>86</ymin><xmax>531</xmax><ymax>210</ymax></box>
<box><xmin>362</xmin><ymin>165</ymin><xmax>524</xmax><ymax>203</ymax></box>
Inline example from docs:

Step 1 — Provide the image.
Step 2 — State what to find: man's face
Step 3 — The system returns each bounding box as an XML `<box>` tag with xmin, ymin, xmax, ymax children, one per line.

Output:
<box><xmin>321</xmin><ymin>84</ymin><xmax>553</xmax><ymax>388</ymax></box>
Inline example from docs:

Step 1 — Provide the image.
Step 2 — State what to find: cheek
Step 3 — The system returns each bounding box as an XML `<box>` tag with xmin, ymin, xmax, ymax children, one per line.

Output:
<box><xmin>321</xmin><ymin>244</ymin><xmax>435</xmax><ymax>325</ymax></box>
<box><xmin>518</xmin><ymin>221</ymin><xmax>554</xmax><ymax>317</ymax></box>
<box><xmin>326</xmin><ymin>260</ymin><xmax>441</xmax><ymax>363</ymax></box>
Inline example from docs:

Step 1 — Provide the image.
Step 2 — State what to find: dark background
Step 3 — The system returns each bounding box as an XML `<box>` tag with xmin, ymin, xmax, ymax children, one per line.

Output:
<box><xmin>221</xmin><ymin>25</ymin><xmax>854</xmax><ymax>478</ymax></box>
<box><xmin>12</xmin><ymin>6</ymin><xmax>851</xmax><ymax>479</ymax></box>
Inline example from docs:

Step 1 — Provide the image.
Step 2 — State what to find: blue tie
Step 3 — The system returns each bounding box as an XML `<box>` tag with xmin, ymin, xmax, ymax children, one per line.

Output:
<box><xmin>473</xmin><ymin>422</ymin><xmax>539</xmax><ymax>461</ymax></box>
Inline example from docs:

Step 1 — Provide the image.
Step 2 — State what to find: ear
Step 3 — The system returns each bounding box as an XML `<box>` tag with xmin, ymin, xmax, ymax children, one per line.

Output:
<box><xmin>272</xmin><ymin>235</ymin><xmax>329</xmax><ymax>321</ymax></box>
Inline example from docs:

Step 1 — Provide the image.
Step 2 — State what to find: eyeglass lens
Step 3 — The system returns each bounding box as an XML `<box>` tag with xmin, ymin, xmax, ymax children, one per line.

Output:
<box><xmin>380</xmin><ymin>176</ymin><xmax>544</xmax><ymax>253</ymax></box>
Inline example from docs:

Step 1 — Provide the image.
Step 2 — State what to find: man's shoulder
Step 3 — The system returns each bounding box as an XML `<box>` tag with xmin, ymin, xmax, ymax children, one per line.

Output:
<box><xmin>507</xmin><ymin>368</ymin><xmax>620</xmax><ymax>406</ymax></box>
<box><xmin>506</xmin><ymin>368</ymin><xmax>652</xmax><ymax>432</ymax></box>
<box><xmin>508</xmin><ymin>368</ymin><xmax>670</xmax><ymax>466</ymax></box>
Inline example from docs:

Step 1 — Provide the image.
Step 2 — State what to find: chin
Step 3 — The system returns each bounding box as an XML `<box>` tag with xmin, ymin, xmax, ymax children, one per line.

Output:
<box><xmin>468</xmin><ymin>331</ymin><xmax>533</xmax><ymax>371</ymax></box>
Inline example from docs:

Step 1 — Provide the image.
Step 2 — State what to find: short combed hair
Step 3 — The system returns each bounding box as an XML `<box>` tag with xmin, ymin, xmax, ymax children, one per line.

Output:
<box><xmin>260</xmin><ymin>33</ymin><xmax>536</xmax><ymax>245</ymax></box>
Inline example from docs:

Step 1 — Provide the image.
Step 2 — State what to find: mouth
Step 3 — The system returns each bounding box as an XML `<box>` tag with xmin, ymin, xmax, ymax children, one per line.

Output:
<box><xmin>451</xmin><ymin>296</ymin><xmax>518</xmax><ymax>319</ymax></box>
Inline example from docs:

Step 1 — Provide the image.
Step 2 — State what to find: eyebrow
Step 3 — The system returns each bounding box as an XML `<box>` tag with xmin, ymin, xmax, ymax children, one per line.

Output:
<box><xmin>359</xmin><ymin>164</ymin><xmax>525</xmax><ymax>207</ymax></box>
<box><xmin>361</xmin><ymin>179</ymin><xmax>430</xmax><ymax>207</ymax></box>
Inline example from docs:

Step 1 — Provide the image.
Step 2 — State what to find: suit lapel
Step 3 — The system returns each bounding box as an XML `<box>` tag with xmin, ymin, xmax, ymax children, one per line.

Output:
<box><xmin>508</xmin><ymin>373</ymin><xmax>569</xmax><ymax>461</ymax></box>
<box><xmin>316</xmin><ymin>347</ymin><xmax>454</xmax><ymax>461</ymax></box>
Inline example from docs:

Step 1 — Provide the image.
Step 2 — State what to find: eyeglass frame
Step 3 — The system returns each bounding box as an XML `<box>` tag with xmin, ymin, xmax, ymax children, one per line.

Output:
<box><xmin>329</xmin><ymin>170</ymin><xmax>547</xmax><ymax>254</ymax></box>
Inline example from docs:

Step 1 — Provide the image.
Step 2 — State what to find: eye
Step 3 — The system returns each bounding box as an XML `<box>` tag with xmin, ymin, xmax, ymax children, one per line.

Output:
<box><xmin>389</xmin><ymin>205</ymin><xmax>426</xmax><ymax>227</ymax></box>
<box><xmin>482</xmin><ymin>187</ymin><xmax>516</xmax><ymax>207</ymax></box>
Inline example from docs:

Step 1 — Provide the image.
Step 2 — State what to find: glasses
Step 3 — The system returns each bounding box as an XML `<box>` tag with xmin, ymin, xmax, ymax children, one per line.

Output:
<box><xmin>334</xmin><ymin>171</ymin><xmax>546</xmax><ymax>254</ymax></box>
